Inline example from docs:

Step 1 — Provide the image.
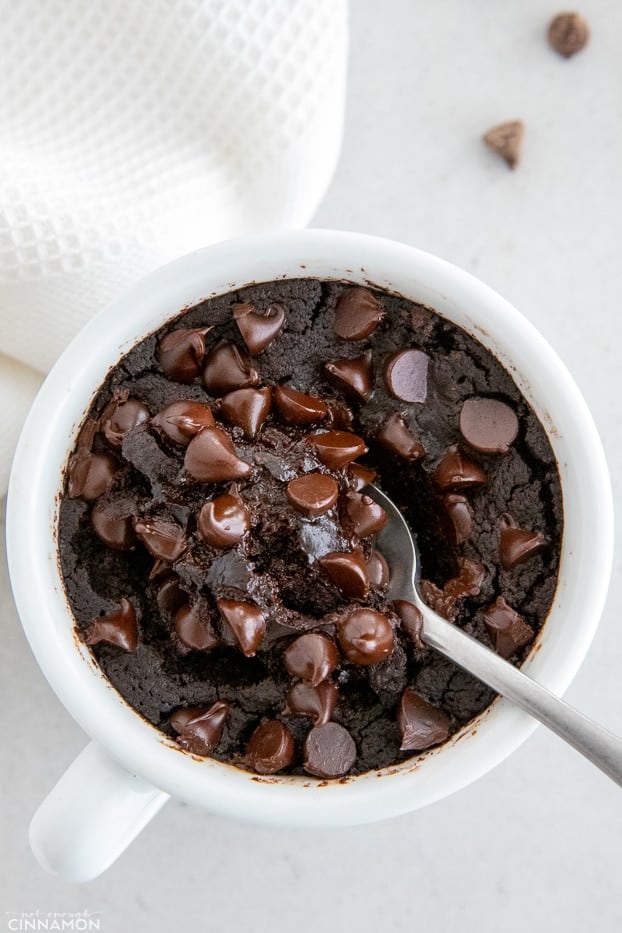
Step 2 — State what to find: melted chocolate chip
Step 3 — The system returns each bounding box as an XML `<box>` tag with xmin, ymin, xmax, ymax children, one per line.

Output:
<box><xmin>345</xmin><ymin>492</ymin><xmax>387</xmax><ymax>537</ymax></box>
<box><xmin>384</xmin><ymin>349</ymin><xmax>429</xmax><ymax>402</ymax></box>
<box><xmin>101</xmin><ymin>394</ymin><xmax>149</xmax><ymax>447</ymax></box>
<box><xmin>303</xmin><ymin>722</ymin><xmax>356</xmax><ymax>778</ymax></box>
<box><xmin>151</xmin><ymin>400</ymin><xmax>215</xmax><ymax>446</ymax></box>
<box><xmin>443</xmin><ymin>493</ymin><xmax>474</xmax><ymax>546</ymax></box>
<box><xmin>273</xmin><ymin>386</ymin><xmax>328</xmax><ymax>425</ymax></box>
<box><xmin>499</xmin><ymin>520</ymin><xmax>548</xmax><ymax>570</ymax></box>
<box><xmin>282</xmin><ymin>633</ymin><xmax>339</xmax><ymax>686</ymax></box>
<box><xmin>156</xmin><ymin>576</ymin><xmax>186</xmax><ymax>614</ymax></box>
<box><xmin>338</xmin><ymin>608</ymin><xmax>394</xmax><ymax>666</ymax></box>
<box><xmin>333</xmin><ymin>287</ymin><xmax>384</xmax><ymax>341</ymax></box>
<box><xmin>233</xmin><ymin>302</ymin><xmax>285</xmax><ymax>354</ymax></box>
<box><xmin>483</xmin><ymin>597</ymin><xmax>534</xmax><ymax>658</ymax></box>
<box><xmin>483</xmin><ymin>121</ymin><xmax>524</xmax><ymax>170</ymax></box>
<box><xmin>220</xmin><ymin>387</ymin><xmax>272</xmax><ymax>439</ymax></box>
<box><xmin>170</xmin><ymin>701</ymin><xmax>229</xmax><ymax>755</ymax></box>
<box><xmin>444</xmin><ymin>557</ymin><xmax>486</xmax><ymax>598</ymax></box>
<box><xmin>67</xmin><ymin>450</ymin><xmax>116</xmax><ymax>500</ymax></box>
<box><xmin>305</xmin><ymin>431</ymin><xmax>368</xmax><ymax>469</ymax></box>
<box><xmin>393</xmin><ymin>600</ymin><xmax>424</xmax><ymax>649</ymax></box>
<box><xmin>174</xmin><ymin>601</ymin><xmax>220</xmax><ymax>651</ymax></box>
<box><xmin>548</xmin><ymin>11</ymin><xmax>589</xmax><ymax>57</ymax></box>
<box><xmin>216</xmin><ymin>598</ymin><xmax>265</xmax><ymax>656</ymax></box>
<box><xmin>420</xmin><ymin>580</ymin><xmax>459</xmax><ymax>621</ymax></box>
<box><xmin>324</xmin><ymin>351</ymin><xmax>374</xmax><ymax>401</ymax></box>
<box><xmin>184</xmin><ymin>427</ymin><xmax>253</xmax><ymax>483</ymax></box>
<box><xmin>460</xmin><ymin>398</ymin><xmax>519</xmax><ymax>454</ymax></box>
<box><xmin>197</xmin><ymin>493</ymin><xmax>250</xmax><ymax>547</ymax></box>
<box><xmin>398</xmin><ymin>688</ymin><xmax>450</xmax><ymax>751</ymax></box>
<box><xmin>366</xmin><ymin>550</ymin><xmax>389</xmax><ymax>589</ymax></box>
<box><xmin>134</xmin><ymin>517</ymin><xmax>187</xmax><ymax>561</ymax></box>
<box><xmin>158</xmin><ymin>327</ymin><xmax>210</xmax><ymax>382</ymax></box>
<box><xmin>83</xmin><ymin>598</ymin><xmax>138</xmax><ymax>652</ymax></box>
<box><xmin>91</xmin><ymin>498</ymin><xmax>136</xmax><ymax>550</ymax></box>
<box><xmin>245</xmin><ymin>720</ymin><xmax>295</xmax><ymax>774</ymax></box>
<box><xmin>286</xmin><ymin>473</ymin><xmax>339</xmax><ymax>517</ymax></box>
<box><xmin>202</xmin><ymin>341</ymin><xmax>260</xmax><ymax>396</ymax></box>
<box><xmin>285</xmin><ymin>681</ymin><xmax>338</xmax><ymax>727</ymax></box>
<box><xmin>432</xmin><ymin>446</ymin><xmax>487</xmax><ymax>491</ymax></box>
<box><xmin>319</xmin><ymin>548</ymin><xmax>370</xmax><ymax>599</ymax></box>
<box><xmin>348</xmin><ymin>462</ymin><xmax>377</xmax><ymax>491</ymax></box>
<box><xmin>376</xmin><ymin>413</ymin><xmax>425</xmax><ymax>460</ymax></box>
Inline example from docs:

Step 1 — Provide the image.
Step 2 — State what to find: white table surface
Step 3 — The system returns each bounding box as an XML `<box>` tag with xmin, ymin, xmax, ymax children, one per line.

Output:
<box><xmin>2</xmin><ymin>1</ymin><xmax>621</xmax><ymax>929</ymax></box>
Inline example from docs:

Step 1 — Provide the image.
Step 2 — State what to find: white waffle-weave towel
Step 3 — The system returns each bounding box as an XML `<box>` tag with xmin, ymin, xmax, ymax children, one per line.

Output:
<box><xmin>0</xmin><ymin>0</ymin><xmax>348</xmax><ymax>494</ymax></box>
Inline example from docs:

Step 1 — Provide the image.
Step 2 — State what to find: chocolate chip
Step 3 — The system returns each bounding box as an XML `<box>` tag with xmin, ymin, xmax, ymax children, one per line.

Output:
<box><xmin>500</xmin><ymin>518</ymin><xmax>548</xmax><ymax>570</ymax></box>
<box><xmin>319</xmin><ymin>549</ymin><xmax>370</xmax><ymax>599</ymax></box>
<box><xmin>220</xmin><ymin>387</ymin><xmax>272</xmax><ymax>439</ymax></box>
<box><xmin>548</xmin><ymin>11</ymin><xmax>589</xmax><ymax>57</ymax></box>
<box><xmin>233</xmin><ymin>302</ymin><xmax>285</xmax><ymax>354</ymax></box>
<box><xmin>286</xmin><ymin>473</ymin><xmax>339</xmax><ymax>517</ymax></box>
<box><xmin>397</xmin><ymin>689</ymin><xmax>450</xmax><ymax>751</ymax></box>
<box><xmin>420</xmin><ymin>580</ymin><xmax>459</xmax><ymax>621</ymax></box>
<box><xmin>304</xmin><ymin>430</ymin><xmax>368</xmax><ymax>469</ymax></box>
<box><xmin>367</xmin><ymin>550</ymin><xmax>389</xmax><ymax>589</ymax></box>
<box><xmin>151</xmin><ymin>400</ymin><xmax>215</xmax><ymax>446</ymax></box>
<box><xmin>216</xmin><ymin>598</ymin><xmax>266</xmax><ymax>656</ymax></box>
<box><xmin>282</xmin><ymin>633</ymin><xmax>339</xmax><ymax>686</ymax></box>
<box><xmin>101</xmin><ymin>394</ymin><xmax>149</xmax><ymax>447</ymax></box>
<box><xmin>67</xmin><ymin>449</ymin><xmax>116</xmax><ymax>500</ymax></box>
<box><xmin>483</xmin><ymin>121</ymin><xmax>524</xmax><ymax>170</ymax></box>
<box><xmin>285</xmin><ymin>681</ymin><xmax>338</xmax><ymax>727</ymax></box>
<box><xmin>432</xmin><ymin>446</ymin><xmax>487</xmax><ymax>491</ymax></box>
<box><xmin>444</xmin><ymin>557</ymin><xmax>486</xmax><ymax>598</ymax></box>
<box><xmin>174</xmin><ymin>601</ymin><xmax>220</xmax><ymax>651</ymax></box>
<box><xmin>156</xmin><ymin>576</ymin><xmax>186</xmax><ymax>614</ymax></box>
<box><xmin>184</xmin><ymin>426</ymin><xmax>253</xmax><ymax>483</ymax></box>
<box><xmin>202</xmin><ymin>341</ymin><xmax>260</xmax><ymax>396</ymax></box>
<box><xmin>333</xmin><ymin>287</ymin><xmax>384</xmax><ymax>341</ymax></box>
<box><xmin>393</xmin><ymin>600</ymin><xmax>424</xmax><ymax>649</ymax></box>
<box><xmin>348</xmin><ymin>462</ymin><xmax>377</xmax><ymax>491</ymax></box>
<box><xmin>460</xmin><ymin>398</ymin><xmax>519</xmax><ymax>454</ymax></box>
<box><xmin>337</xmin><ymin>608</ymin><xmax>394</xmax><ymax>666</ymax></box>
<box><xmin>197</xmin><ymin>493</ymin><xmax>250</xmax><ymax>548</ymax></box>
<box><xmin>483</xmin><ymin>596</ymin><xmax>534</xmax><ymax>658</ymax></box>
<box><xmin>273</xmin><ymin>386</ymin><xmax>328</xmax><ymax>425</ymax></box>
<box><xmin>170</xmin><ymin>700</ymin><xmax>229</xmax><ymax>755</ymax></box>
<box><xmin>383</xmin><ymin>349</ymin><xmax>429</xmax><ymax>402</ymax></box>
<box><xmin>303</xmin><ymin>722</ymin><xmax>356</xmax><ymax>778</ymax></box>
<box><xmin>83</xmin><ymin>598</ymin><xmax>138</xmax><ymax>652</ymax></box>
<box><xmin>134</xmin><ymin>517</ymin><xmax>187</xmax><ymax>561</ymax></box>
<box><xmin>327</xmin><ymin>398</ymin><xmax>355</xmax><ymax>430</ymax></box>
<box><xmin>158</xmin><ymin>327</ymin><xmax>210</xmax><ymax>382</ymax></box>
<box><xmin>91</xmin><ymin>498</ymin><xmax>137</xmax><ymax>550</ymax></box>
<box><xmin>443</xmin><ymin>493</ymin><xmax>474</xmax><ymax>546</ymax></box>
<box><xmin>345</xmin><ymin>492</ymin><xmax>387</xmax><ymax>537</ymax></box>
<box><xmin>245</xmin><ymin>720</ymin><xmax>295</xmax><ymax>774</ymax></box>
<box><xmin>324</xmin><ymin>351</ymin><xmax>374</xmax><ymax>401</ymax></box>
<box><xmin>376</xmin><ymin>413</ymin><xmax>425</xmax><ymax>460</ymax></box>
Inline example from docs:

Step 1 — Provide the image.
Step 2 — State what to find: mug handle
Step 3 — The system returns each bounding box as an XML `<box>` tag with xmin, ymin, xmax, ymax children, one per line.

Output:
<box><xmin>30</xmin><ymin>742</ymin><xmax>170</xmax><ymax>882</ymax></box>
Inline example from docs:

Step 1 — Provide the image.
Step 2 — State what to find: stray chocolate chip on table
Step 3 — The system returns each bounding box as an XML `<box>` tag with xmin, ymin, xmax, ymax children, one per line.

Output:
<box><xmin>483</xmin><ymin>120</ymin><xmax>524</xmax><ymax>170</ymax></box>
<box><xmin>548</xmin><ymin>11</ymin><xmax>589</xmax><ymax>57</ymax></box>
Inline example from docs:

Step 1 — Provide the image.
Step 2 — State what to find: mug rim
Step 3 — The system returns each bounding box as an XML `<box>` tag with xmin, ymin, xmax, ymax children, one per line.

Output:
<box><xmin>6</xmin><ymin>229</ymin><xmax>614</xmax><ymax>826</ymax></box>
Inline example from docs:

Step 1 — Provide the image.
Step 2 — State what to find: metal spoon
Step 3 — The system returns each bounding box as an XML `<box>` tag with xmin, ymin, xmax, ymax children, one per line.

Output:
<box><xmin>367</xmin><ymin>484</ymin><xmax>622</xmax><ymax>787</ymax></box>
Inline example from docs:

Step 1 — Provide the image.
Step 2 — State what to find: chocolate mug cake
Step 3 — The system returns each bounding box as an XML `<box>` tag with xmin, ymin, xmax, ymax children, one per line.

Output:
<box><xmin>58</xmin><ymin>278</ymin><xmax>562</xmax><ymax>778</ymax></box>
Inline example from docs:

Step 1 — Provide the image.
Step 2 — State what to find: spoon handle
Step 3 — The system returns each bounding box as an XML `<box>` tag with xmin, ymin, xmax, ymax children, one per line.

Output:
<box><xmin>422</xmin><ymin>609</ymin><xmax>622</xmax><ymax>787</ymax></box>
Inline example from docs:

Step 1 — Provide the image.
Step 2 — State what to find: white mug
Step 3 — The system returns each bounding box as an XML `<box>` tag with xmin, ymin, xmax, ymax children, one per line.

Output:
<box><xmin>6</xmin><ymin>230</ymin><xmax>613</xmax><ymax>883</ymax></box>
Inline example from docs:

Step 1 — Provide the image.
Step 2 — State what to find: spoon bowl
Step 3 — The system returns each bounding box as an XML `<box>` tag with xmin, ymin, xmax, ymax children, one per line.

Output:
<box><xmin>367</xmin><ymin>483</ymin><xmax>622</xmax><ymax>788</ymax></box>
